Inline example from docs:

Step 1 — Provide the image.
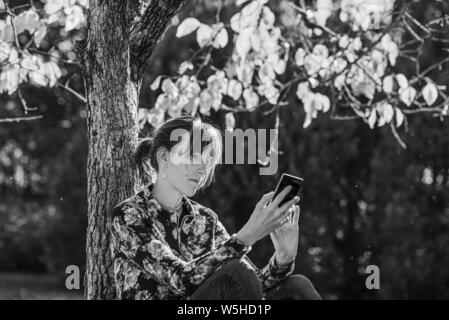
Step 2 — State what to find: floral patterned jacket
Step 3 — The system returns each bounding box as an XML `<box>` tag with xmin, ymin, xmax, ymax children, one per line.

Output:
<box><xmin>110</xmin><ymin>183</ymin><xmax>295</xmax><ymax>300</ymax></box>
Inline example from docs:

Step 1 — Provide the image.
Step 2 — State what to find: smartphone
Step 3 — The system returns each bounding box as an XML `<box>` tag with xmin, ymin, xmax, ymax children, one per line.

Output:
<box><xmin>271</xmin><ymin>173</ymin><xmax>304</xmax><ymax>207</ymax></box>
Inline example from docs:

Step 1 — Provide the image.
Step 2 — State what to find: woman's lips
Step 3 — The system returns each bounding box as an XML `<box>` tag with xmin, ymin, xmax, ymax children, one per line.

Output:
<box><xmin>188</xmin><ymin>178</ymin><xmax>200</xmax><ymax>184</ymax></box>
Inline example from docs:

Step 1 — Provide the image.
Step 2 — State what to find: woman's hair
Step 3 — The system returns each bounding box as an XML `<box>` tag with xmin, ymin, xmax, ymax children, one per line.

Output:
<box><xmin>134</xmin><ymin>115</ymin><xmax>222</xmax><ymax>190</ymax></box>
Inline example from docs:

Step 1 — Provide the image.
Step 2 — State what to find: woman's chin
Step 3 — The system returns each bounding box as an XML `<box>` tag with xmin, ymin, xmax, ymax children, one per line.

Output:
<box><xmin>182</xmin><ymin>186</ymin><xmax>197</xmax><ymax>197</ymax></box>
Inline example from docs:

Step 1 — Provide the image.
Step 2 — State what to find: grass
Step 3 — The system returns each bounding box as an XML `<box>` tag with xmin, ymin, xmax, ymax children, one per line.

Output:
<box><xmin>0</xmin><ymin>272</ymin><xmax>84</xmax><ymax>300</ymax></box>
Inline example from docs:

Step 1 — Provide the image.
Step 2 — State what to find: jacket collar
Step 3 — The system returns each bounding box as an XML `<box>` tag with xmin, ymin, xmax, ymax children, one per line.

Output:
<box><xmin>140</xmin><ymin>183</ymin><xmax>197</xmax><ymax>216</ymax></box>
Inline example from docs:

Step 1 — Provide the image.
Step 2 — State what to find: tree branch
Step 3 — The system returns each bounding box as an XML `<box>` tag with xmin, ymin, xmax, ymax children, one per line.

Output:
<box><xmin>0</xmin><ymin>115</ymin><xmax>43</xmax><ymax>124</ymax></box>
<box><xmin>129</xmin><ymin>0</ymin><xmax>190</xmax><ymax>82</ymax></box>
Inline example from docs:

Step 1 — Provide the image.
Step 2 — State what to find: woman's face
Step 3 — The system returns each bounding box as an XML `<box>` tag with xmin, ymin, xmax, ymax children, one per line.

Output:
<box><xmin>162</xmin><ymin>134</ymin><xmax>214</xmax><ymax>197</ymax></box>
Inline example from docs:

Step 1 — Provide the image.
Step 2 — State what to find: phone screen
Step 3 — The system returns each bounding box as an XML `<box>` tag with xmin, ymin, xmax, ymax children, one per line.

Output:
<box><xmin>272</xmin><ymin>174</ymin><xmax>304</xmax><ymax>207</ymax></box>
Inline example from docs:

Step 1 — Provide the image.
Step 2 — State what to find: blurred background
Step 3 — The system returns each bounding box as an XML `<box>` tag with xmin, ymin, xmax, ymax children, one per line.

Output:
<box><xmin>1</xmin><ymin>0</ymin><xmax>448</xmax><ymax>299</ymax></box>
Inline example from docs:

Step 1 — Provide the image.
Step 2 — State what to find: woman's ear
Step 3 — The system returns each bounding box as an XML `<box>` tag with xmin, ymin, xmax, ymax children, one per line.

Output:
<box><xmin>156</xmin><ymin>147</ymin><xmax>169</xmax><ymax>170</ymax></box>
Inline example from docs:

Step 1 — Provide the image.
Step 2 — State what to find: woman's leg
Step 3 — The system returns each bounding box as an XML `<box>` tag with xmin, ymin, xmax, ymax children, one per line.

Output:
<box><xmin>188</xmin><ymin>259</ymin><xmax>264</xmax><ymax>300</ymax></box>
<box><xmin>265</xmin><ymin>274</ymin><xmax>322</xmax><ymax>300</ymax></box>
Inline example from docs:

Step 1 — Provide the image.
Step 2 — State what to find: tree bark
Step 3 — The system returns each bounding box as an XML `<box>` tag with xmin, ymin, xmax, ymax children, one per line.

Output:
<box><xmin>75</xmin><ymin>0</ymin><xmax>189</xmax><ymax>300</ymax></box>
<box><xmin>76</xmin><ymin>0</ymin><xmax>138</xmax><ymax>300</ymax></box>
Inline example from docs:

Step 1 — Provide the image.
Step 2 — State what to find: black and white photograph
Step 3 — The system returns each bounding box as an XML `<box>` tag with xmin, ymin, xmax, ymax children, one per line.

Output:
<box><xmin>0</xmin><ymin>0</ymin><xmax>449</xmax><ymax>306</ymax></box>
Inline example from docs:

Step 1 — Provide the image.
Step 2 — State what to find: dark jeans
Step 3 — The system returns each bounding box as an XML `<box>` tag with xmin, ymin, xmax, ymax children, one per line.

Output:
<box><xmin>189</xmin><ymin>259</ymin><xmax>322</xmax><ymax>300</ymax></box>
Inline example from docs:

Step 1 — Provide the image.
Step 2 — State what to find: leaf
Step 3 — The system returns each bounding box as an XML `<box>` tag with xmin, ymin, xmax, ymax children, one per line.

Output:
<box><xmin>395</xmin><ymin>108</ymin><xmax>404</xmax><ymax>127</ymax></box>
<box><xmin>396</xmin><ymin>74</ymin><xmax>408</xmax><ymax>89</ymax></box>
<box><xmin>64</xmin><ymin>5</ymin><xmax>85</xmax><ymax>32</ymax></box>
<box><xmin>312</xmin><ymin>44</ymin><xmax>329</xmax><ymax>58</ymax></box>
<box><xmin>250</xmin><ymin>33</ymin><xmax>261</xmax><ymax>52</ymax></box>
<box><xmin>0</xmin><ymin>42</ymin><xmax>11</xmax><ymax>63</ymax></box>
<box><xmin>399</xmin><ymin>87</ymin><xmax>416</xmax><ymax>106</ymax></box>
<box><xmin>382</xmin><ymin>75</ymin><xmax>394</xmax><ymax>94</ymax></box>
<box><xmin>178</xmin><ymin>61</ymin><xmax>194</xmax><ymax>75</ymax></box>
<box><xmin>352</xmin><ymin>37</ymin><xmax>362</xmax><ymax>51</ymax></box>
<box><xmin>227</xmin><ymin>79</ymin><xmax>243</xmax><ymax>100</ymax></box>
<box><xmin>380</xmin><ymin>102</ymin><xmax>394</xmax><ymax>123</ymax></box>
<box><xmin>315</xmin><ymin>0</ymin><xmax>333</xmax><ymax>26</ymax></box>
<box><xmin>264</xmin><ymin>85</ymin><xmax>279</xmax><ymax>104</ymax></box>
<box><xmin>8</xmin><ymin>47</ymin><xmax>19</xmax><ymax>64</ymax></box>
<box><xmin>381</xmin><ymin>34</ymin><xmax>398</xmax><ymax>66</ymax></box>
<box><xmin>230</xmin><ymin>12</ymin><xmax>243</xmax><ymax>32</ymax></box>
<box><xmin>44</xmin><ymin>0</ymin><xmax>63</xmax><ymax>15</ymax></box>
<box><xmin>176</xmin><ymin>18</ymin><xmax>201</xmax><ymax>38</ymax></box>
<box><xmin>213</xmin><ymin>27</ymin><xmax>228</xmax><ymax>49</ymax></box>
<box><xmin>294</xmin><ymin>48</ymin><xmax>306</xmax><ymax>67</ymax></box>
<box><xmin>243</xmin><ymin>88</ymin><xmax>259</xmax><ymax>110</ymax></box>
<box><xmin>183</xmin><ymin>97</ymin><xmax>200</xmax><ymax>116</ymax></box>
<box><xmin>21</xmin><ymin>52</ymin><xmax>37</xmax><ymax>70</ymax></box>
<box><xmin>309</xmin><ymin>78</ymin><xmax>319</xmax><ymax>89</ymax></box>
<box><xmin>161</xmin><ymin>78</ymin><xmax>178</xmax><ymax>97</ymax></box>
<box><xmin>15</xmin><ymin>10</ymin><xmax>40</xmax><ymax>34</ymax></box>
<box><xmin>199</xmin><ymin>90</ymin><xmax>214</xmax><ymax>115</ymax></box>
<box><xmin>0</xmin><ymin>19</ymin><xmax>14</xmax><ymax>43</ymax></box>
<box><xmin>236</xmin><ymin>0</ymin><xmax>250</xmax><ymax>6</ymax></box>
<box><xmin>29</xmin><ymin>69</ymin><xmax>48</xmax><ymax>87</ymax></box>
<box><xmin>315</xmin><ymin>93</ymin><xmax>331</xmax><ymax>113</ymax></box>
<box><xmin>34</xmin><ymin>24</ymin><xmax>47</xmax><ymax>47</ymax></box>
<box><xmin>196</xmin><ymin>24</ymin><xmax>213</xmax><ymax>47</ymax></box>
<box><xmin>236</xmin><ymin>62</ymin><xmax>254</xmax><ymax>87</ymax></box>
<box><xmin>207</xmin><ymin>71</ymin><xmax>228</xmax><ymax>94</ymax></box>
<box><xmin>262</xmin><ymin>7</ymin><xmax>275</xmax><ymax>27</ymax></box>
<box><xmin>274</xmin><ymin>59</ymin><xmax>286</xmax><ymax>75</ymax></box>
<box><xmin>296</xmin><ymin>82</ymin><xmax>310</xmax><ymax>100</ymax></box>
<box><xmin>225</xmin><ymin>112</ymin><xmax>235</xmax><ymax>132</ymax></box>
<box><xmin>339</xmin><ymin>35</ymin><xmax>350</xmax><ymax>48</ymax></box>
<box><xmin>150</xmin><ymin>76</ymin><xmax>161</xmax><ymax>90</ymax></box>
<box><xmin>303</xmin><ymin>114</ymin><xmax>313</xmax><ymax>129</ymax></box>
<box><xmin>155</xmin><ymin>94</ymin><xmax>170</xmax><ymax>111</ymax></box>
<box><xmin>147</xmin><ymin>108</ymin><xmax>165</xmax><ymax>127</ymax></box>
<box><xmin>368</xmin><ymin>109</ymin><xmax>377</xmax><ymax>129</ymax></box>
<box><xmin>0</xmin><ymin>66</ymin><xmax>19</xmax><ymax>94</ymax></box>
<box><xmin>334</xmin><ymin>74</ymin><xmax>345</xmax><ymax>90</ymax></box>
<box><xmin>236</xmin><ymin>29</ymin><xmax>252</xmax><ymax>58</ymax></box>
<box><xmin>422</xmin><ymin>82</ymin><xmax>438</xmax><ymax>106</ymax></box>
<box><xmin>137</xmin><ymin>108</ymin><xmax>148</xmax><ymax>129</ymax></box>
<box><xmin>43</xmin><ymin>60</ymin><xmax>62</xmax><ymax>86</ymax></box>
<box><xmin>212</xmin><ymin>94</ymin><xmax>222</xmax><ymax>111</ymax></box>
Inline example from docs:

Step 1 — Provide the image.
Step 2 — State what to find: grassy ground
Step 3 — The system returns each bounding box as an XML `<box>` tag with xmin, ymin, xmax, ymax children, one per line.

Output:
<box><xmin>0</xmin><ymin>273</ymin><xmax>84</xmax><ymax>300</ymax></box>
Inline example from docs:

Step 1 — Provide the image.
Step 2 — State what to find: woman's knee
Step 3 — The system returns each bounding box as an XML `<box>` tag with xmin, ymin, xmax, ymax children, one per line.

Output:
<box><xmin>220</xmin><ymin>259</ymin><xmax>259</xmax><ymax>283</ymax></box>
<box><xmin>282</xmin><ymin>274</ymin><xmax>322</xmax><ymax>300</ymax></box>
<box><xmin>219</xmin><ymin>259</ymin><xmax>263</xmax><ymax>299</ymax></box>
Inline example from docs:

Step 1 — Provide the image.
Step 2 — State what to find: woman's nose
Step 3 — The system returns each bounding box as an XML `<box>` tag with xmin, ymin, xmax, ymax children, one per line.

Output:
<box><xmin>197</xmin><ymin>167</ymin><xmax>205</xmax><ymax>176</ymax></box>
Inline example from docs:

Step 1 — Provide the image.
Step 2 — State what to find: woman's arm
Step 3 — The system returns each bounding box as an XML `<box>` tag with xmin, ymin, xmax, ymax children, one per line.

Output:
<box><xmin>110</xmin><ymin>203</ymin><xmax>252</xmax><ymax>297</ymax></box>
<box><xmin>214</xmin><ymin>212</ymin><xmax>295</xmax><ymax>292</ymax></box>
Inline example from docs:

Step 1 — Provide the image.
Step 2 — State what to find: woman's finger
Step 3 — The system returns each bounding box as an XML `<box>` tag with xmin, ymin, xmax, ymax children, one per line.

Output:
<box><xmin>276</xmin><ymin>195</ymin><xmax>300</xmax><ymax>215</ymax></box>
<box><xmin>293</xmin><ymin>205</ymin><xmax>301</xmax><ymax>224</ymax></box>
<box><xmin>269</xmin><ymin>186</ymin><xmax>292</xmax><ymax>209</ymax></box>
<box><xmin>279</xmin><ymin>214</ymin><xmax>291</xmax><ymax>227</ymax></box>
<box><xmin>256</xmin><ymin>191</ymin><xmax>274</xmax><ymax>209</ymax></box>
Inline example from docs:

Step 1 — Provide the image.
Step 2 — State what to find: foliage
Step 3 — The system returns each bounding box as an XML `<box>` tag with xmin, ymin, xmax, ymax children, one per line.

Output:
<box><xmin>146</xmin><ymin>0</ymin><xmax>449</xmax><ymax>149</ymax></box>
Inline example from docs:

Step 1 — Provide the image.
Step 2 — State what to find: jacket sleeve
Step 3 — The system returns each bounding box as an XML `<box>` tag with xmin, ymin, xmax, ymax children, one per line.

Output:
<box><xmin>110</xmin><ymin>203</ymin><xmax>252</xmax><ymax>297</ymax></box>
<box><xmin>214</xmin><ymin>213</ymin><xmax>295</xmax><ymax>292</ymax></box>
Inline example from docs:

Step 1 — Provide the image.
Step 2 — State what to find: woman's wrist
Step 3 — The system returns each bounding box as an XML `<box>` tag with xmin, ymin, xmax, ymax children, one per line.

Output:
<box><xmin>235</xmin><ymin>229</ymin><xmax>254</xmax><ymax>247</ymax></box>
<box><xmin>274</xmin><ymin>252</ymin><xmax>295</xmax><ymax>266</ymax></box>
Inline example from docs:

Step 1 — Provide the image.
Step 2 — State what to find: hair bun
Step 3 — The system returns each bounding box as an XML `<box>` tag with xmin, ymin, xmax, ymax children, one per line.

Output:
<box><xmin>134</xmin><ymin>137</ymin><xmax>153</xmax><ymax>165</ymax></box>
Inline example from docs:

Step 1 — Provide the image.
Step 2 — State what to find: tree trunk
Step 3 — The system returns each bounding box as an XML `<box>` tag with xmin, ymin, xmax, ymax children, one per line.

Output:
<box><xmin>77</xmin><ymin>1</ymin><xmax>138</xmax><ymax>299</ymax></box>
<box><xmin>75</xmin><ymin>0</ymin><xmax>189</xmax><ymax>300</ymax></box>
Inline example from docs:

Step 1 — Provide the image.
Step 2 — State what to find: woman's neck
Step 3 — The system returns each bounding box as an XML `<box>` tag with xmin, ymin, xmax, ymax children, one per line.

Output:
<box><xmin>152</xmin><ymin>177</ymin><xmax>182</xmax><ymax>211</ymax></box>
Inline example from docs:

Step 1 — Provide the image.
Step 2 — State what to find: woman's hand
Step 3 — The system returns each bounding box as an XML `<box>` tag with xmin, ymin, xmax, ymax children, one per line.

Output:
<box><xmin>235</xmin><ymin>187</ymin><xmax>300</xmax><ymax>247</ymax></box>
<box><xmin>270</xmin><ymin>205</ymin><xmax>300</xmax><ymax>265</ymax></box>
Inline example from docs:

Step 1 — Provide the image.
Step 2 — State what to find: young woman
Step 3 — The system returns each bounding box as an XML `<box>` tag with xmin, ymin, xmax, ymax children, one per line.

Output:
<box><xmin>110</xmin><ymin>115</ymin><xmax>321</xmax><ymax>300</ymax></box>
